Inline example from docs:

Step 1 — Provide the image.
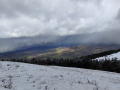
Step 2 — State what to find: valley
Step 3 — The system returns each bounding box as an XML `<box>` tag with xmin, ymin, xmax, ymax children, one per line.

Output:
<box><xmin>0</xmin><ymin>44</ymin><xmax>120</xmax><ymax>60</ymax></box>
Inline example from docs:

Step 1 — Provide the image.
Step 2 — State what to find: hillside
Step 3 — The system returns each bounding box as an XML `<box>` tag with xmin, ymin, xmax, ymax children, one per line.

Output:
<box><xmin>0</xmin><ymin>44</ymin><xmax>120</xmax><ymax>60</ymax></box>
<box><xmin>0</xmin><ymin>61</ymin><xmax>120</xmax><ymax>90</ymax></box>
<box><xmin>95</xmin><ymin>51</ymin><xmax>120</xmax><ymax>60</ymax></box>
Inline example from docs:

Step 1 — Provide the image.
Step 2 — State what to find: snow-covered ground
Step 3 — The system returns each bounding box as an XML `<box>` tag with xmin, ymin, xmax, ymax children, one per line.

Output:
<box><xmin>0</xmin><ymin>61</ymin><xmax>120</xmax><ymax>90</ymax></box>
<box><xmin>95</xmin><ymin>51</ymin><xmax>120</xmax><ymax>60</ymax></box>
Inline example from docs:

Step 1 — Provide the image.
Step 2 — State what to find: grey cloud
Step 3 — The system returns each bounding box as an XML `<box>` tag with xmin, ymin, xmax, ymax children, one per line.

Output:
<box><xmin>116</xmin><ymin>8</ymin><xmax>120</xmax><ymax>20</ymax></box>
<box><xmin>0</xmin><ymin>0</ymin><xmax>42</xmax><ymax>18</ymax></box>
<box><xmin>0</xmin><ymin>30</ymin><xmax>120</xmax><ymax>53</ymax></box>
<box><xmin>0</xmin><ymin>0</ymin><xmax>120</xmax><ymax>53</ymax></box>
<box><xmin>82</xmin><ymin>30</ymin><xmax>120</xmax><ymax>44</ymax></box>
<box><xmin>0</xmin><ymin>0</ymin><xmax>120</xmax><ymax>37</ymax></box>
<box><xmin>0</xmin><ymin>35</ymin><xmax>59</xmax><ymax>53</ymax></box>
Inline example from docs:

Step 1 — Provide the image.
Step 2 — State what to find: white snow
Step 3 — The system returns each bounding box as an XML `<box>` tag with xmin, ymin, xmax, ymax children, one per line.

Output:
<box><xmin>0</xmin><ymin>61</ymin><xmax>120</xmax><ymax>90</ymax></box>
<box><xmin>95</xmin><ymin>51</ymin><xmax>120</xmax><ymax>60</ymax></box>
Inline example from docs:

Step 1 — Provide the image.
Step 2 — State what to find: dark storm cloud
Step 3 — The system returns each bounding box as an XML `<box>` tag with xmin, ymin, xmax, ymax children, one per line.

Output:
<box><xmin>0</xmin><ymin>30</ymin><xmax>120</xmax><ymax>53</ymax></box>
<box><xmin>0</xmin><ymin>35</ymin><xmax>59</xmax><ymax>53</ymax></box>
<box><xmin>0</xmin><ymin>0</ymin><xmax>120</xmax><ymax>52</ymax></box>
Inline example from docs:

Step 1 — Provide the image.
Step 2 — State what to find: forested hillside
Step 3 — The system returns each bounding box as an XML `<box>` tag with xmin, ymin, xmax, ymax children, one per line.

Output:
<box><xmin>0</xmin><ymin>44</ymin><xmax>120</xmax><ymax>60</ymax></box>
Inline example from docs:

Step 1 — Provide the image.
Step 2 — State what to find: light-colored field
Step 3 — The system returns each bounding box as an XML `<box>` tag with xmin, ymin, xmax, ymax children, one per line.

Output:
<box><xmin>28</xmin><ymin>47</ymin><xmax>75</xmax><ymax>59</ymax></box>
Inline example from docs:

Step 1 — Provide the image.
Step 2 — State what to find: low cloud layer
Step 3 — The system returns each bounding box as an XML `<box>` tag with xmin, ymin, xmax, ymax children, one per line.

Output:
<box><xmin>0</xmin><ymin>0</ymin><xmax>120</xmax><ymax>53</ymax></box>
<box><xmin>0</xmin><ymin>35</ymin><xmax>59</xmax><ymax>53</ymax></box>
<box><xmin>0</xmin><ymin>30</ymin><xmax>120</xmax><ymax>53</ymax></box>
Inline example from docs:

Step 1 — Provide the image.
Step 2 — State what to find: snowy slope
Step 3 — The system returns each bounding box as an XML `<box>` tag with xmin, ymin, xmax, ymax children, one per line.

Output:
<box><xmin>0</xmin><ymin>61</ymin><xmax>120</xmax><ymax>90</ymax></box>
<box><xmin>95</xmin><ymin>51</ymin><xmax>120</xmax><ymax>60</ymax></box>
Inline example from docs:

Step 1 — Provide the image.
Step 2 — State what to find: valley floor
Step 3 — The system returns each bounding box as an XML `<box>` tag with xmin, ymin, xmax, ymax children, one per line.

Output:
<box><xmin>0</xmin><ymin>61</ymin><xmax>120</xmax><ymax>90</ymax></box>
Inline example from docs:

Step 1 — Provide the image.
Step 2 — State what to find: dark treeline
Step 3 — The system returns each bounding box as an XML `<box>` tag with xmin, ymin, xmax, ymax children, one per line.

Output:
<box><xmin>1</xmin><ymin>49</ymin><xmax>120</xmax><ymax>73</ymax></box>
<box><xmin>80</xmin><ymin>48</ymin><xmax>120</xmax><ymax>59</ymax></box>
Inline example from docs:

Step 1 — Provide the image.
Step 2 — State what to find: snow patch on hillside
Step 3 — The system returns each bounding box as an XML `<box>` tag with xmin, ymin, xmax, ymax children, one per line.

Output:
<box><xmin>0</xmin><ymin>61</ymin><xmax>120</xmax><ymax>90</ymax></box>
<box><xmin>95</xmin><ymin>52</ymin><xmax>120</xmax><ymax>60</ymax></box>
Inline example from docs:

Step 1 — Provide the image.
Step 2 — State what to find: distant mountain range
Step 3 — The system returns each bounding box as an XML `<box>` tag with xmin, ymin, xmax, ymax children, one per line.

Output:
<box><xmin>0</xmin><ymin>44</ymin><xmax>120</xmax><ymax>60</ymax></box>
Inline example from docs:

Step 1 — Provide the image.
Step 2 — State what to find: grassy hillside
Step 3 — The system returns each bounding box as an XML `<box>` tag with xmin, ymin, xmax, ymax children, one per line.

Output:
<box><xmin>0</xmin><ymin>44</ymin><xmax>120</xmax><ymax>60</ymax></box>
<box><xmin>27</xmin><ymin>44</ymin><xmax>120</xmax><ymax>59</ymax></box>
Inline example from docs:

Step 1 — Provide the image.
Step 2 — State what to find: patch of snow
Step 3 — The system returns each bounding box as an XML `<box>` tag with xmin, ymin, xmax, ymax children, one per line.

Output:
<box><xmin>95</xmin><ymin>51</ymin><xmax>120</xmax><ymax>60</ymax></box>
<box><xmin>0</xmin><ymin>61</ymin><xmax>120</xmax><ymax>90</ymax></box>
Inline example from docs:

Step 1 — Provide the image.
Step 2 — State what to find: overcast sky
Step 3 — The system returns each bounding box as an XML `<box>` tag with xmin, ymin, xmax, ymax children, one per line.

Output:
<box><xmin>0</xmin><ymin>0</ymin><xmax>120</xmax><ymax>52</ymax></box>
<box><xmin>0</xmin><ymin>0</ymin><xmax>120</xmax><ymax>38</ymax></box>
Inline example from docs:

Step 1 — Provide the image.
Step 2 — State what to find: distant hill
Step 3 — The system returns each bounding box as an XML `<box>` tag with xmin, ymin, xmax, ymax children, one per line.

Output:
<box><xmin>0</xmin><ymin>44</ymin><xmax>120</xmax><ymax>60</ymax></box>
